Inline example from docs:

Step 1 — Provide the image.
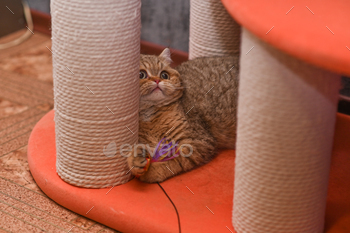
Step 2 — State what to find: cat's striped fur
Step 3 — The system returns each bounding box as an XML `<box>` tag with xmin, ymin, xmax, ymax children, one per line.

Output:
<box><xmin>127</xmin><ymin>49</ymin><xmax>239</xmax><ymax>182</ymax></box>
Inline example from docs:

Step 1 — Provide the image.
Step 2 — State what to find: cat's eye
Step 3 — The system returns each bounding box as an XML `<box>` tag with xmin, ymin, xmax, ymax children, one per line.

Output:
<box><xmin>139</xmin><ymin>70</ymin><xmax>148</xmax><ymax>79</ymax></box>
<box><xmin>160</xmin><ymin>71</ymin><xmax>169</xmax><ymax>79</ymax></box>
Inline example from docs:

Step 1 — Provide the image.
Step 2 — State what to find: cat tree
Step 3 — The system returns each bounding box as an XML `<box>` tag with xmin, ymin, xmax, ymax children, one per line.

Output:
<box><xmin>192</xmin><ymin>0</ymin><xmax>340</xmax><ymax>232</ymax></box>
<box><xmin>27</xmin><ymin>0</ymin><xmax>350</xmax><ymax>232</ymax></box>
<box><xmin>189</xmin><ymin>0</ymin><xmax>240</xmax><ymax>58</ymax></box>
<box><xmin>51</xmin><ymin>0</ymin><xmax>140</xmax><ymax>188</ymax></box>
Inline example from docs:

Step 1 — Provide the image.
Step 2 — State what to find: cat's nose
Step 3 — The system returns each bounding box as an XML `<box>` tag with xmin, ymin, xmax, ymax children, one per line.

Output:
<box><xmin>155</xmin><ymin>80</ymin><xmax>160</xmax><ymax>84</ymax></box>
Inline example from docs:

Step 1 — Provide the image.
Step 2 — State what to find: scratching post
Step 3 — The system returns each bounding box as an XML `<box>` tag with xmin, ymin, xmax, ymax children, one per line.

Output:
<box><xmin>51</xmin><ymin>0</ymin><xmax>141</xmax><ymax>188</ymax></box>
<box><xmin>233</xmin><ymin>29</ymin><xmax>340</xmax><ymax>232</ymax></box>
<box><xmin>189</xmin><ymin>0</ymin><xmax>241</xmax><ymax>59</ymax></box>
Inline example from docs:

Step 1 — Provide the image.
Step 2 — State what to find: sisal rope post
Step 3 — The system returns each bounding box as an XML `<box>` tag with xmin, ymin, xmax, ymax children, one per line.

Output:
<box><xmin>51</xmin><ymin>0</ymin><xmax>141</xmax><ymax>188</ymax></box>
<box><xmin>233</xmin><ymin>28</ymin><xmax>340</xmax><ymax>232</ymax></box>
<box><xmin>189</xmin><ymin>0</ymin><xmax>241</xmax><ymax>59</ymax></box>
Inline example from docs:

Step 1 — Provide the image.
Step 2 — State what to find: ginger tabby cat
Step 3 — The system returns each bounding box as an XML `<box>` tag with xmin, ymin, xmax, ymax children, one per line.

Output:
<box><xmin>127</xmin><ymin>48</ymin><xmax>239</xmax><ymax>183</ymax></box>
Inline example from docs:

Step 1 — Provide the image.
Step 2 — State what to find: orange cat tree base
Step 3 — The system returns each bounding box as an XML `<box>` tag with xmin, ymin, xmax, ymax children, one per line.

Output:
<box><xmin>28</xmin><ymin>110</ymin><xmax>350</xmax><ymax>233</ymax></box>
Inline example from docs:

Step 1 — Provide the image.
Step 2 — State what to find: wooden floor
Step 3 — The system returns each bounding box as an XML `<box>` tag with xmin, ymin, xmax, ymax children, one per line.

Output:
<box><xmin>0</xmin><ymin>29</ymin><xmax>120</xmax><ymax>232</ymax></box>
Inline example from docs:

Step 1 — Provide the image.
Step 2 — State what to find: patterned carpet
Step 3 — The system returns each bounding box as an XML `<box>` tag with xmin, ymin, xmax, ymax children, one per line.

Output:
<box><xmin>0</xmin><ymin>29</ymin><xmax>119</xmax><ymax>232</ymax></box>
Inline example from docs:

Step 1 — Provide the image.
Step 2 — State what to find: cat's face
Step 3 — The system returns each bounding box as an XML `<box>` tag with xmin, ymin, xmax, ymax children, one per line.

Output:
<box><xmin>139</xmin><ymin>48</ymin><xmax>182</xmax><ymax>108</ymax></box>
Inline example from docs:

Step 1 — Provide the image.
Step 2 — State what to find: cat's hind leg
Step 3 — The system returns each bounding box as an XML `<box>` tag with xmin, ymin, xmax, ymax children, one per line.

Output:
<box><xmin>139</xmin><ymin>139</ymin><xmax>216</xmax><ymax>183</ymax></box>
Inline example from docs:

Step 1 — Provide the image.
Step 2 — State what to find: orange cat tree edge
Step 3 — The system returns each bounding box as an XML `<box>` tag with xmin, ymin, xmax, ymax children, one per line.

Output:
<box><xmin>221</xmin><ymin>0</ymin><xmax>350</xmax><ymax>76</ymax></box>
<box><xmin>28</xmin><ymin>110</ymin><xmax>350</xmax><ymax>233</ymax></box>
<box><xmin>27</xmin><ymin>110</ymin><xmax>236</xmax><ymax>233</ymax></box>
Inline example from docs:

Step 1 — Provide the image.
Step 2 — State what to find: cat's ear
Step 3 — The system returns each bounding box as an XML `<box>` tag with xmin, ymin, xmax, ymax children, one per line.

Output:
<box><xmin>159</xmin><ymin>48</ymin><xmax>172</xmax><ymax>65</ymax></box>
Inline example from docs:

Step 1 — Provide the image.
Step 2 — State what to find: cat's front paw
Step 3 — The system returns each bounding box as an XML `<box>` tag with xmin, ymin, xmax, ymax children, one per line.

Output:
<box><xmin>138</xmin><ymin>166</ymin><xmax>167</xmax><ymax>183</ymax></box>
<box><xmin>127</xmin><ymin>147</ymin><xmax>150</xmax><ymax>177</ymax></box>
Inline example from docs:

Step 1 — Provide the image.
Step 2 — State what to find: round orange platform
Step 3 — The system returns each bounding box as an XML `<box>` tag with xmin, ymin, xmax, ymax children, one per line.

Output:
<box><xmin>28</xmin><ymin>110</ymin><xmax>350</xmax><ymax>232</ymax></box>
<box><xmin>221</xmin><ymin>0</ymin><xmax>350</xmax><ymax>76</ymax></box>
<box><xmin>28</xmin><ymin>110</ymin><xmax>236</xmax><ymax>233</ymax></box>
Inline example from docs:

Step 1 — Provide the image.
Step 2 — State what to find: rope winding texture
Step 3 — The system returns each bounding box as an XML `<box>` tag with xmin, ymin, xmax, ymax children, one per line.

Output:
<box><xmin>233</xmin><ymin>29</ymin><xmax>340</xmax><ymax>232</ymax></box>
<box><xmin>51</xmin><ymin>0</ymin><xmax>141</xmax><ymax>188</ymax></box>
<box><xmin>189</xmin><ymin>0</ymin><xmax>241</xmax><ymax>59</ymax></box>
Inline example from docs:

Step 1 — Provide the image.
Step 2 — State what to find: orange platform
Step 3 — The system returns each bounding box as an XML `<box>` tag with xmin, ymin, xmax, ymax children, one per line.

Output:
<box><xmin>222</xmin><ymin>0</ymin><xmax>350</xmax><ymax>76</ymax></box>
<box><xmin>28</xmin><ymin>110</ymin><xmax>350</xmax><ymax>232</ymax></box>
<box><xmin>28</xmin><ymin>110</ymin><xmax>235</xmax><ymax>233</ymax></box>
